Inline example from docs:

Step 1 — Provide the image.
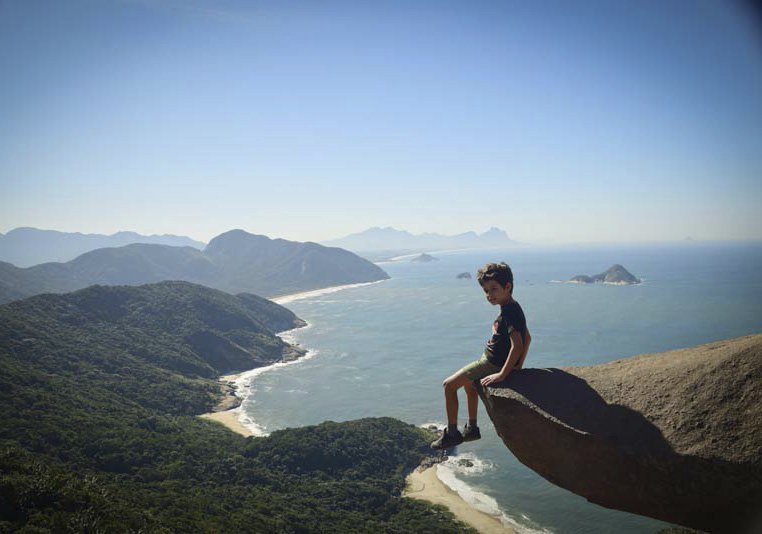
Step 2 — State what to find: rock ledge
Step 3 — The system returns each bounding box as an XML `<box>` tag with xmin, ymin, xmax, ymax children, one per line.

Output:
<box><xmin>478</xmin><ymin>334</ymin><xmax>762</xmax><ymax>532</ymax></box>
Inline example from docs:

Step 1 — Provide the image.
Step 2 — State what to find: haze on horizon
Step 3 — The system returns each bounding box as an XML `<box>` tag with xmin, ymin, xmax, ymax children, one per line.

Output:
<box><xmin>1</xmin><ymin>0</ymin><xmax>761</xmax><ymax>245</ymax></box>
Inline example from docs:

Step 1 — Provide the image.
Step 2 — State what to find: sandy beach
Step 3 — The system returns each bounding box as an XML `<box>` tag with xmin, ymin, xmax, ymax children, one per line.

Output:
<box><xmin>404</xmin><ymin>466</ymin><xmax>515</xmax><ymax>534</ymax></box>
<box><xmin>198</xmin><ymin>372</ymin><xmax>254</xmax><ymax>437</ymax></box>
<box><xmin>199</xmin><ymin>408</ymin><xmax>253</xmax><ymax>437</ymax></box>
<box><xmin>270</xmin><ymin>280</ymin><xmax>386</xmax><ymax>305</ymax></box>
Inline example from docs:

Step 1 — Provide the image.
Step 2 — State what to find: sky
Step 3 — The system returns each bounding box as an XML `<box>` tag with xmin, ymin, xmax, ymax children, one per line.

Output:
<box><xmin>1</xmin><ymin>0</ymin><xmax>761</xmax><ymax>244</ymax></box>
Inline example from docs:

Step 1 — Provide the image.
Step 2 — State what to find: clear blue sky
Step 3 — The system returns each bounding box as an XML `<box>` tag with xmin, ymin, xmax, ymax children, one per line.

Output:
<box><xmin>1</xmin><ymin>0</ymin><xmax>760</xmax><ymax>244</ymax></box>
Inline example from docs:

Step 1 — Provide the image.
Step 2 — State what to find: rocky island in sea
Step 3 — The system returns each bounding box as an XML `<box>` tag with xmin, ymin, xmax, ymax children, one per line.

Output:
<box><xmin>568</xmin><ymin>264</ymin><xmax>641</xmax><ymax>285</ymax></box>
<box><xmin>410</xmin><ymin>253</ymin><xmax>439</xmax><ymax>263</ymax></box>
<box><xmin>456</xmin><ymin>272</ymin><xmax>472</xmax><ymax>279</ymax></box>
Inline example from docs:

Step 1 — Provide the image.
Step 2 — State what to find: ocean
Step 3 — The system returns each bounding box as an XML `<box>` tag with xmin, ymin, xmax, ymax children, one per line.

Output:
<box><xmin>234</xmin><ymin>242</ymin><xmax>762</xmax><ymax>533</ymax></box>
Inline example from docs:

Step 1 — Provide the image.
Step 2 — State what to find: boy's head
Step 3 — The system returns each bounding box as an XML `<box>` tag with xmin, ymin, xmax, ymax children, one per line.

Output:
<box><xmin>477</xmin><ymin>262</ymin><xmax>514</xmax><ymax>305</ymax></box>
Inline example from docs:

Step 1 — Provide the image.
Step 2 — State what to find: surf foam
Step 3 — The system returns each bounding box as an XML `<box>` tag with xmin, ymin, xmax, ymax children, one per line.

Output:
<box><xmin>219</xmin><ymin>321</ymin><xmax>318</xmax><ymax>437</ymax></box>
<box><xmin>436</xmin><ymin>453</ymin><xmax>552</xmax><ymax>534</ymax></box>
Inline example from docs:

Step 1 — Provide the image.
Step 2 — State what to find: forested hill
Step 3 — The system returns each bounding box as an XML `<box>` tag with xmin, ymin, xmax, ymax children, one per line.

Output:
<box><xmin>0</xmin><ymin>229</ymin><xmax>390</xmax><ymax>304</ymax></box>
<box><xmin>0</xmin><ymin>282</ymin><xmax>467</xmax><ymax>532</ymax></box>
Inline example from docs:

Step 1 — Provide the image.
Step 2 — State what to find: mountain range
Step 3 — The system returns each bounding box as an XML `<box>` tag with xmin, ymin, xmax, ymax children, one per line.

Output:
<box><xmin>323</xmin><ymin>226</ymin><xmax>517</xmax><ymax>253</ymax></box>
<box><xmin>0</xmin><ymin>229</ymin><xmax>389</xmax><ymax>304</ymax></box>
<box><xmin>0</xmin><ymin>227</ymin><xmax>206</xmax><ymax>267</ymax></box>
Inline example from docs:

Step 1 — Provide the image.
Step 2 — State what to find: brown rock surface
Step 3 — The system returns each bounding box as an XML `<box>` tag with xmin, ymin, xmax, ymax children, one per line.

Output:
<box><xmin>478</xmin><ymin>334</ymin><xmax>762</xmax><ymax>533</ymax></box>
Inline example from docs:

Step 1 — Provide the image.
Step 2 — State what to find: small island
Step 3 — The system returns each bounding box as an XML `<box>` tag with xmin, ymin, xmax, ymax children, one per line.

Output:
<box><xmin>410</xmin><ymin>253</ymin><xmax>439</xmax><ymax>263</ymax></box>
<box><xmin>569</xmin><ymin>264</ymin><xmax>641</xmax><ymax>285</ymax></box>
<box><xmin>456</xmin><ymin>272</ymin><xmax>472</xmax><ymax>279</ymax></box>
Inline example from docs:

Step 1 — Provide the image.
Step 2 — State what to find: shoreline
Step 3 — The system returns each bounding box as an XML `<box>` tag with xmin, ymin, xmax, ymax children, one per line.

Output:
<box><xmin>199</xmin><ymin>406</ymin><xmax>253</xmax><ymax>436</ymax></box>
<box><xmin>271</xmin><ymin>280</ymin><xmax>386</xmax><ymax>305</ymax></box>
<box><xmin>200</xmin><ymin>280</ymin><xmax>515</xmax><ymax>533</ymax></box>
<box><xmin>198</xmin><ymin>371</ymin><xmax>254</xmax><ymax>436</ymax></box>
<box><xmin>204</xmin><ymin>279</ymin><xmax>385</xmax><ymax>435</ymax></box>
<box><xmin>404</xmin><ymin>466</ymin><xmax>515</xmax><ymax>534</ymax></box>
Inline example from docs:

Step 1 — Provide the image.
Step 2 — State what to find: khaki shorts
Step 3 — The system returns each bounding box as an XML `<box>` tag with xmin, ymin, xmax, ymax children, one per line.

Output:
<box><xmin>459</xmin><ymin>353</ymin><xmax>502</xmax><ymax>381</ymax></box>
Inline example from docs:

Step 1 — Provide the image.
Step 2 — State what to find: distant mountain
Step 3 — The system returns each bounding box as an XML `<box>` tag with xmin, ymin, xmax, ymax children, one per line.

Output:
<box><xmin>323</xmin><ymin>226</ymin><xmax>517</xmax><ymax>252</ymax></box>
<box><xmin>203</xmin><ymin>229</ymin><xmax>389</xmax><ymax>295</ymax></box>
<box><xmin>0</xmin><ymin>227</ymin><xmax>206</xmax><ymax>267</ymax></box>
<box><xmin>0</xmin><ymin>229</ymin><xmax>389</xmax><ymax>304</ymax></box>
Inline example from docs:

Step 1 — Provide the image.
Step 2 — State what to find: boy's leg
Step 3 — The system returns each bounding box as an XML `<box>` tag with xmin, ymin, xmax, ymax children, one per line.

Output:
<box><xmin>431</xmin><ymin>371</ymin><xmax>472</xmax><ymax>449</ymax></box>
<box><xmin>462</xmin><ymin>380</ymin><xmax>482</xmax><ymax>442</ymax></box>
<box><xmin>432</xmin><ymin>355</ymin><xmax>497</xmax><ymax>449</ymax></box>
<box><xmin>442</xmin><ymin>370</ymin><xmax>473</xmax><ymax>428</ymax></box>
<box><xmin>464</xmin><ymin>379</ymin><xmax>478</xmax><ymax>422</ymax></box>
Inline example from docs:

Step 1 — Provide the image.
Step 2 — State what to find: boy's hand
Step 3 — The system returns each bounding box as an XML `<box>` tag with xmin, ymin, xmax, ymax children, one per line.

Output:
<box><xmin>480</xmin><ymin>373</ymin><xmax>504</xmax><ymax>386</ymax></box>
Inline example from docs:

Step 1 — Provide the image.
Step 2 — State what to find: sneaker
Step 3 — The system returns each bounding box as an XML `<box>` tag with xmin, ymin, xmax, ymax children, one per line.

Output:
<box><xmin>462</xmin><ymin>423</ymin><xmax>481</xmax><ymax>442</ymax></box>
<box><xmin>430</xmin><ymin>427</ymin><xmax>464</xmax><ymax>450</ymax></box>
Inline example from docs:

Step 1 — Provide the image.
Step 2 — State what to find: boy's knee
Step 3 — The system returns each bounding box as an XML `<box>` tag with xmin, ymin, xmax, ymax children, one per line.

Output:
<box><xmin>442</xmin><ymin>378</ymin><xmax>455</xmax><ymax>393</ymax></box>
<box><xmin>442</xmin><ymin>377</ymin><xmax>459</xmax><ymax>394</ymax></box>
<box><xmin>443</xmin><ymin>374</ymin><xmax>469</xmax><ymax>393</ymax></box>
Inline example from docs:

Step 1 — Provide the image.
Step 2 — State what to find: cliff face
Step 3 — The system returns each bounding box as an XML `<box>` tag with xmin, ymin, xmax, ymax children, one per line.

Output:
<box><xmin>478</xmin><ymin>334</ymin><xmax>762</xmax><ymax>533</ymax></box>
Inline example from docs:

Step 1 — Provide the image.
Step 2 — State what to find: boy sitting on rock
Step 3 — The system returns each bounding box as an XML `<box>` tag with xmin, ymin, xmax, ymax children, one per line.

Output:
<box><xmin>432</xmin><ymin>262</ymin><xmax>531</xmax><ymax>449</ymax></box>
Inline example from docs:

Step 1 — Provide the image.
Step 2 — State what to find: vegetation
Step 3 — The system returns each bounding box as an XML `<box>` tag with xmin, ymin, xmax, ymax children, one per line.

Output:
<box><xmin>0</xmin><ymin>282</ymin><xmax>470</xmax><ymax>532</ymax></box>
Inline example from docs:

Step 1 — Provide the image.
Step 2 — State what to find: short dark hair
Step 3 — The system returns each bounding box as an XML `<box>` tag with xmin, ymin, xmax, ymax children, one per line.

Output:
<box><xmin>477</xmin><ymin>262</ymin><xmax>514</xmax><ymax>293</ymax></box>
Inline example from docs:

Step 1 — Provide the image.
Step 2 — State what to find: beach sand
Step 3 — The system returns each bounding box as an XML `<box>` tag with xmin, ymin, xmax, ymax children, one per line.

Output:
<box><xmin>404</xmin><ymin>466</ymin><xmax>515</xmax><ymax>534</ymax></box>
<box><xmin>199</xmin><ymin>372</ymin><xmax>254</xmax><ymax>437</ymax></box>
<box><xmin>199</xmin><ymin>407</ymin><xmax>253</xmax><ymax>437</ymax></box>
<box><xmin>270</xmin><ymin>280</ymin><xmax>385</xmax><ymax>305</ymax></box>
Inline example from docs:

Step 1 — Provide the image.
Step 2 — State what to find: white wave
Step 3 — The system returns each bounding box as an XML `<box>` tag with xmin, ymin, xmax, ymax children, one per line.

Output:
<box><xmin>419</xmin><ymin>421</ymin><xmax>446</xmax><ymax>430</ymax></box>
<box><xmin>436</xmin><ymin>456</ymin><xmax>552</xmax><ymax>534</ymax></box>
<box><xmin>277</xmin><ymin>320</ymin><xmax>314</xmax><ymax>343</ymax></box>
<box><xmin>270</xmin><ymin>280</ymin><xmax>387</xmax><ymax>305</ymax></box>
<box><xmin>441</xmin><ymin>451</ymin><xmax>494</xmax><ymax>475</ymax></box>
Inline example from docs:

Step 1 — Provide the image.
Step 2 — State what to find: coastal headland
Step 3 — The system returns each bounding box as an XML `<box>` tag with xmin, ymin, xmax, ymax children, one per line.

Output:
<box><xmin>200</xmin><ymin>373</ymin><xmax>511</xmax><ymax>534</ymax></box>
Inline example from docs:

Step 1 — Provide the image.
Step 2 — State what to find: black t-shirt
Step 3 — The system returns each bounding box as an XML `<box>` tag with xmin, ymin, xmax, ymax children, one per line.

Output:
<box><xmin>484</xmin><ymin>301</ymin><xmax>527</xmax><ymax>368</ymax></box>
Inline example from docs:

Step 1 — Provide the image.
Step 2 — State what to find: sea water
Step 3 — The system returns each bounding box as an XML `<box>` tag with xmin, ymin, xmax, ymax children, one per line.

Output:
<box><xmin>238</xmin><ymin>242</ymin><xmax>762</xmax><ymax>534</ymax></box>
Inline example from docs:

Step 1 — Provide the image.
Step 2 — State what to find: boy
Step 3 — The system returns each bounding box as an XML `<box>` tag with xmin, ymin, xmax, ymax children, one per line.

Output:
<box><xmin>431</xmin><ymin>262</ymin><xmax>531</xmax><ymax>449</ymax></box>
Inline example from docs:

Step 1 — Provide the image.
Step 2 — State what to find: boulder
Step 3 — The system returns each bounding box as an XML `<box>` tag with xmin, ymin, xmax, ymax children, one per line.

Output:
<box><xmin>478</xmin><ymin>334</ymin><xmax>762</xmax><ymax>533</ymax></box>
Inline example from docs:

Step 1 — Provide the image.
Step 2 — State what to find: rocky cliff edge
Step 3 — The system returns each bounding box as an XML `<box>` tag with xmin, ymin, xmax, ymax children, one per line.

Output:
<box><xmin>478</xmin><ymin>334</ymin><xmax>762</xmax><ymax>533</ymax></box>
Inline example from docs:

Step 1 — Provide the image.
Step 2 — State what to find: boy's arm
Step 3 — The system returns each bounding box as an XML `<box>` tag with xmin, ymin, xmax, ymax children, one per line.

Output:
<box><xmin>517</xmin><ymin>329</ymin><xmax>531</xmax><ymax>369</ymax></box>
<box><xmin>480</xmin><ymin>330</ymin><xmax>524</xmax><ymax>386</ymax></box>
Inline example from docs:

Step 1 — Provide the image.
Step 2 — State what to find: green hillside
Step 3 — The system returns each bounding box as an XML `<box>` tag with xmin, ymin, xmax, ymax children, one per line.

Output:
<box><xmin>0</xmin><ymin>282</ymin><xmax>468</xmax><ymax>532</ymax></box>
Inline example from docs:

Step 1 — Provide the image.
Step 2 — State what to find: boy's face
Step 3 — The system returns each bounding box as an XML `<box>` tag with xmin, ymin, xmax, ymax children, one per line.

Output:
<box><xmin>481</xmin><ymin>279</ymin><xmax>512</xmax><ymax>306</ymax></box>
